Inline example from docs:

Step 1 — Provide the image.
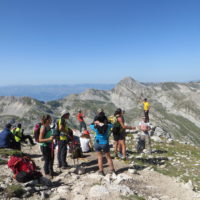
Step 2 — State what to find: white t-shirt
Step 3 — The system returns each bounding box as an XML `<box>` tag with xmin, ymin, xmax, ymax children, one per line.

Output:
<box><xmin>139</xmin><ymin>122</ymin><xmax>150</xmax><ymax>132</ymax></box>
<box><xmin>80</xmin><ymin>137</ymin><xmax>90</xmax><ymax>152</ymax></box>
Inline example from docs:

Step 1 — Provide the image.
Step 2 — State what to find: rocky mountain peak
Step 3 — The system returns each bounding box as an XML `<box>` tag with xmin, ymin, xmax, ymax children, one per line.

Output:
<box><xmin>117</xmin><ymin>77</ymin><xmax>144</xmax><ymax>89</ymax></box>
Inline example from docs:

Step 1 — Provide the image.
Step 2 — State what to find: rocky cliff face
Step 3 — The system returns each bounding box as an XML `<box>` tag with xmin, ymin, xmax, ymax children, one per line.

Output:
<box><xmin>0</xmin><ymin>77</ymin><xmax>200</xmax><ymax>146</ymax></box>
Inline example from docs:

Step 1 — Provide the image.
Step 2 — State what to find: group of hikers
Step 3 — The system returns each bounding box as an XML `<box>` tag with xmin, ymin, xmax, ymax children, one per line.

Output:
<box><xmin>0</xmin><ymin>98</ymin><xmax>151</xmax><ymax>178</ymax></box>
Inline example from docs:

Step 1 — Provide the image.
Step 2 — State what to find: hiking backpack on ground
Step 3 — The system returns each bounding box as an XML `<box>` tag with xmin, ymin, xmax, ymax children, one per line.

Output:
<box><xmin>33</xmin><ymin>123</ymin><xmax>42</xmax><ymax>142</ymax></box>
<box><xmin>8</xmin><ymin>155</ymin><xmax>42</xmax><ymax>183</ymax></box>
<box><xmin>70</xmin><ymin>140</ymin><xmax>83</xmax><ymax>159</ymax></box>
<box><xmin>136</xmin><ymin>136</ymin><xmax>145</xmax><ymax>153</ymax></box>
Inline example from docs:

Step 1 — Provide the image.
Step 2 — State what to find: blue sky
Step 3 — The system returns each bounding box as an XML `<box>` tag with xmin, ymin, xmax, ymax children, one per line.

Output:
<box><xmin>0</xmin><ymin>0</ymin><xmax>200</xmax><ymax>85</ymax></box>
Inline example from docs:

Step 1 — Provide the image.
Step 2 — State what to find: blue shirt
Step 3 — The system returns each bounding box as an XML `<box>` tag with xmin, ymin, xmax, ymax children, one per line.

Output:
<box><xmin>90</xmin><ymin>124</ymin><xmax>112</xmax><ymax>145</ymax></box>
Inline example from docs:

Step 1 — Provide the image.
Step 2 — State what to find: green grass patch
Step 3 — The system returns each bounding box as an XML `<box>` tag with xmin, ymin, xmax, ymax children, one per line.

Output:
<box><xmin>129</xmin><ymin>141</ymin><xmax>200</xmax><ymax>191</ymax></box>
<box><xmin>0</xmin><ymin>149</ymin><xmax>22</xmax><ymax>157</ymax></box>
<box><xmin>5</xmin><ymin>184</ymin><xmax>25</xmax><ymax>198</ymax></box>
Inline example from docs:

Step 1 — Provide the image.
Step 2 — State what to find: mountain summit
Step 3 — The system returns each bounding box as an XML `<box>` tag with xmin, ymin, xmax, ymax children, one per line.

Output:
<box><xmin>0</xmin><ymin>77</ymin><xmax>200</xmax><ymax>146</ymax></box>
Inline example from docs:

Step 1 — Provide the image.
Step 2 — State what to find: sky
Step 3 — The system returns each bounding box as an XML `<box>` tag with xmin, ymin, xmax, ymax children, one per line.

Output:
<box><xmin>0</xmin><ymin>0</ymin><xmax>200</xmax><ymax>85</ymax></box>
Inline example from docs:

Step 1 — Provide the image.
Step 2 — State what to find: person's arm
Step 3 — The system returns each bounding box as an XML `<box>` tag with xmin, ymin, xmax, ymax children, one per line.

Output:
<box><xmin>89</xmin><ymin>124</ymin><xmax>96</xmax><ymax>131</ymax></box>
<box><xmin>39</xmin><ymin>126</ymin><xmax>53</xmax><ymax>143</ymax></box>
<box><xmin>118</xmin><ymin>117</ymin><xmax>136</xmax><ymax>130</ymax></box>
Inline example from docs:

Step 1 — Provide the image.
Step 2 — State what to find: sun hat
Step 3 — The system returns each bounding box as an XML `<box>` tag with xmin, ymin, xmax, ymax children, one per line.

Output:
<box><xmin>61</xmin><ymin>109</ymin><xmax>69</xmax><ymax>117</ymax></box>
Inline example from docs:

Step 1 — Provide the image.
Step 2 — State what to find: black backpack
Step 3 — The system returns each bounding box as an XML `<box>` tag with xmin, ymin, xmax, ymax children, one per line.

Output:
<box><xmin>71</xmin><ymin>145</ymin><xmax>83</xmax><ymax>159</ymax></box>
<box><xmin>16</xmin><ymin>171</ymin><xmax>42</xmax><ymax>183</ymax></box>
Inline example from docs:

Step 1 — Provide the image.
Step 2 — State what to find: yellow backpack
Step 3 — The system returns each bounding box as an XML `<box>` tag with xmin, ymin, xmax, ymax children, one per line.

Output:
<box><xmin>108</xmin><ymin>115</ymin><xmax>117</xmax><ymax>124</ymax></box>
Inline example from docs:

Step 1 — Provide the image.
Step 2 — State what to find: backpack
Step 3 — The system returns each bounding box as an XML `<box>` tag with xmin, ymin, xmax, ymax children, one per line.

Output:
<box><xmin>70</xmin><ymin>141</ymin><xmax>83</xmax><ymax>159</ymax></box>
<box><xmin>71</xmin><ymin>146</ymin><xmax>82</xmax><ymax>159</ymax></box>
<box><xmin>111</xmin><ymin>117</ymin><xmax>122</xmax><ymax>135</ymax></box>
<box><xmin>7</xmin><ymin>155</ymin><xmax>42</xmax><ymax>182</ymax></box>
<box><xmin>136</xmin><ymin>135</ymin><xmax>145</xmax><ymax>153</ymax></box>
<box><xmin>33</xmin><ymin>123</ymin><xmax>42</xmax><ymax>142</ymax></box>
<box><xmin>108</xmin><ymin>115</ymin><xmax>117</xmax><ymax>124</ymax></box>
<box><xmin>108</xmin><ymin>115</ymin><xmax>122</xmax><ymax>135</ymax></box>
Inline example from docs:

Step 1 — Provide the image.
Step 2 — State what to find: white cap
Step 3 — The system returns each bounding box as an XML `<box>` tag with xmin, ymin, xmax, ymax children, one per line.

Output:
<box><xmin>61</xmin><ymin>109</ymin><xmax>69</xmax><ymax>117</ymax></box>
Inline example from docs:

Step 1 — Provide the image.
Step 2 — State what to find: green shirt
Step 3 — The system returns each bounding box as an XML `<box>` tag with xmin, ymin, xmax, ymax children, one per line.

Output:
<box><xmin>40</xmin><ymin>126</ymin><xmax>53</xmax><ymax>147</ymax></box>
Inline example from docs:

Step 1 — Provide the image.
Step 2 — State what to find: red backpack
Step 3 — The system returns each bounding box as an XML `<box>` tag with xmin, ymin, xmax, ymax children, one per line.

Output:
<box><xmin>8</xmin><ymin>155</ymin><xmax>41</xmax><ymax>182</ymax></box>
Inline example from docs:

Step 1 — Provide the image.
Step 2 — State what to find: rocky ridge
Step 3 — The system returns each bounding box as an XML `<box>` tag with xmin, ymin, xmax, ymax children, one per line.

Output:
<box><xmin>1</xmin><ymin>77</ymin><xmax>200</xmax><ymax>146</ymax></box>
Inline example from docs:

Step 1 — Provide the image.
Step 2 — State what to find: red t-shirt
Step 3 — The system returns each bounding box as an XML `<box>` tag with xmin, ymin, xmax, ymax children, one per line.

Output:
<box><xmin>77</xmin><ymin>113</ymin><xmax>84</xmax><ymax>122</ymax></box>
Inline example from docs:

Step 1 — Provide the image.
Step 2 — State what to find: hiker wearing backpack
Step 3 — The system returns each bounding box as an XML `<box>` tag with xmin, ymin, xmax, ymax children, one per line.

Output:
<box><xmin>112</xmin><ymin>108</ymin><xmax>136</xmax><ymax>160</ymax></box>
<box><xmin>142</xmin><ymin>98</ymin><xmax>150</xmax><ymax>122</ymax></box>
<box><xmin>77</xmin><ymin>110</ymin><xmax>87</xmax><ymax>133</ymax></box>
<box><xmin>12</xmin><ymin>124</ymin><xmax>35</xmax><ymax>147</ymax></box>
<box><xmin>90</xmin><ymin>114</ymin><xmax>115</xmax><ymax>176</ymax></box>
<box><xmin>0</xmin><ymin>123</ymin><xmax>17</xmax><ymax>149</ymax></box>
<box><xmin>38</xmin><ymin>114</ymin><xmax>55</xmax><ymax>178</ymax></box>
<box><xmin>138</xmin><ymin>116</ymin><xmax>152</xmax><ymax>154</ymax></box>
<box><xmin>56</xmin><ymin>110</ymin><xmax>71</xmax><ymax>169</ymax></box>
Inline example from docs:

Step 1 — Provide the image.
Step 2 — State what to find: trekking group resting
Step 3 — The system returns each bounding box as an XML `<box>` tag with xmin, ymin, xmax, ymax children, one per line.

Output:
<box><xmin>1</xmin><ymin>102</ymin><xmax>152</xmax><ymax>180</ymax></box>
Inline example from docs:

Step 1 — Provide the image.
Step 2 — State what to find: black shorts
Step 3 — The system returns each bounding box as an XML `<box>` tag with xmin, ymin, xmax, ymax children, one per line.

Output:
<box><xmin>113</xmin><ymin>130</ymin><xmax>126</xmax><ymax>141</ymax></box>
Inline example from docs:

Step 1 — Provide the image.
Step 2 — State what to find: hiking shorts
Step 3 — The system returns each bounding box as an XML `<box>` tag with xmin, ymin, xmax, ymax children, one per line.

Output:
<box><xmin>94</xmin><ymin>143</ymin><xmax>110</xmax><ymax>153</ymax></box>
<box><xmin>113</xmin><ymin>130</ymin><xmax>126</xmax><ymax>141</ymax></box>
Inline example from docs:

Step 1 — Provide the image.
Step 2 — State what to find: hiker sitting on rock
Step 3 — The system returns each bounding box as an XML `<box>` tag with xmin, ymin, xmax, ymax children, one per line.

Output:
<box><xmin>138</xmin><ymin>116</ymin><xmax>152</xmax><ymax>154</ymax></box>
<box><xmin>90</xmin><ymin>114</ymin><xmax>115</xmax><ymax>176</ymax></box>
<box><xmin>80</xmin><ymin>129</ymin><xmax>93</xmax><ymax>153</ymax></box>
<box><xmin>0</xmin><ymin>123</ymin><xmax>18</xmax><ymax>149</ymax></box>
<box><xmin>12</xmin><ymin>123</ymin><xmax>35</xmax><ymax>150</ymax></box>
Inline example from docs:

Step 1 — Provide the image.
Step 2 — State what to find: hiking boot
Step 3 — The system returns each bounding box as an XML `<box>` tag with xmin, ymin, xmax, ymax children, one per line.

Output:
<box><xmin>50</xmin><ymin>171</ymin><xmax>58</xmax><ymax>177</ymax></box>
<box><xmin>122</xmin><ymin>157</ymin><xmax>127</xmax><ymax>161</ymax></box>
<box><xmin>61</xmin><ymin>165</ymin><xmax>71</xmax><ymax>169</ymax></box>
<box><xmin>45</xmin><ymin>174</ymin><xmax>53</xmax><ymax>179</ymax></box>
<box><xmin>98</xmin><ymin>171</ymin><xmax>105</xmax><ymax>176</ymax></box>
<box><xmin>114</xmin><ymin>153</ymin><xmax>119</xmax><ymax>159</ymax></box>
<box><xmin>118</xmin><ymin>152</ymin><xmax>123</xmax><ymax>159</ymax></box>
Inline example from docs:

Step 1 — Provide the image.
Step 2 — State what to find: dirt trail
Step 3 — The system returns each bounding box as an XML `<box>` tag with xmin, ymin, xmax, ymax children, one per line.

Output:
<box><xmin>23</xmin><ymin>144</ymin><xmax>199</xmax><ymax>200</ymax></box>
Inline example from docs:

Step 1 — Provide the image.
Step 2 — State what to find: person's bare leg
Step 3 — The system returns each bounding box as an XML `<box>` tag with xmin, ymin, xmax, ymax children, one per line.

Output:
<box><xmin>97</xmin><ymin>152</ymin><xmax>103</xmax><ymax>171</ymax></box>
<box><xmin>105</xmin><ymin>152</ymin><xmax>114</xmax><ymax>171</ymax></box>
<box><xmin>114</xmin><ymin>141</ymin><xmax>118</xmax><ymax>156</ymax></box>
<box><xmin>119</xmin><ymin>139</ymin><xmax>126</xmax><ymax>158</ymax></box>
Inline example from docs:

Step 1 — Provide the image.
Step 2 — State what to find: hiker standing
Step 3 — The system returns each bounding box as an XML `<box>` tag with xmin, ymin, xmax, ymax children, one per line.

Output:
<box><xmin>0</xmin><ymin>123</ymin><xmax>17</xmax><ymax>149</ymax></box>
<box><xmin>57</xmin><ymin>110</ymin><xmax>71</xmax><ymax>169</ymax></box>
<box><xmin>77</xmin><ymin>110</ymin><xmax>87</xmax><ymax>133</ymax></box>
<box><xmin>39</xmin><ymin>114</ymin><xmax>54</xmax><ymax>178</ymax></box>
<box><xmin>113</xmin><ymin>108</ymin><xmax>135</xmax><ymax>160</ymax></box>
<box><xmin>138</xmin><ymin>116</ymin><xmax>152</xmax><ymax>154</ymax></box>
<box><xmin>90</xmin><ymin>114</ymin><xmax>115</xmax><ymax>176</ymax></box>
<box><xmin>142</xmin><ymin>98</ymin><xmax>150</xmax><ymax>122</ymax></box>
<box><xmin>93</xmin><ymin>108</ymin><xmax>108</xmax><ymax>123</ymax></box>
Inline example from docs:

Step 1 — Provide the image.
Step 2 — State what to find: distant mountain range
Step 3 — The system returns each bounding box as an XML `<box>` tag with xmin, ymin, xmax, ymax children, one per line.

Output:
<box><xmin>0</xmin><ymin>84</ymin><xmax>115</xmax><ymax>101</ymax></box>
<box><xmin>0</xmin><ymin>77</ymin><xmax>200</xmax><ymax>146</ymax></box>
